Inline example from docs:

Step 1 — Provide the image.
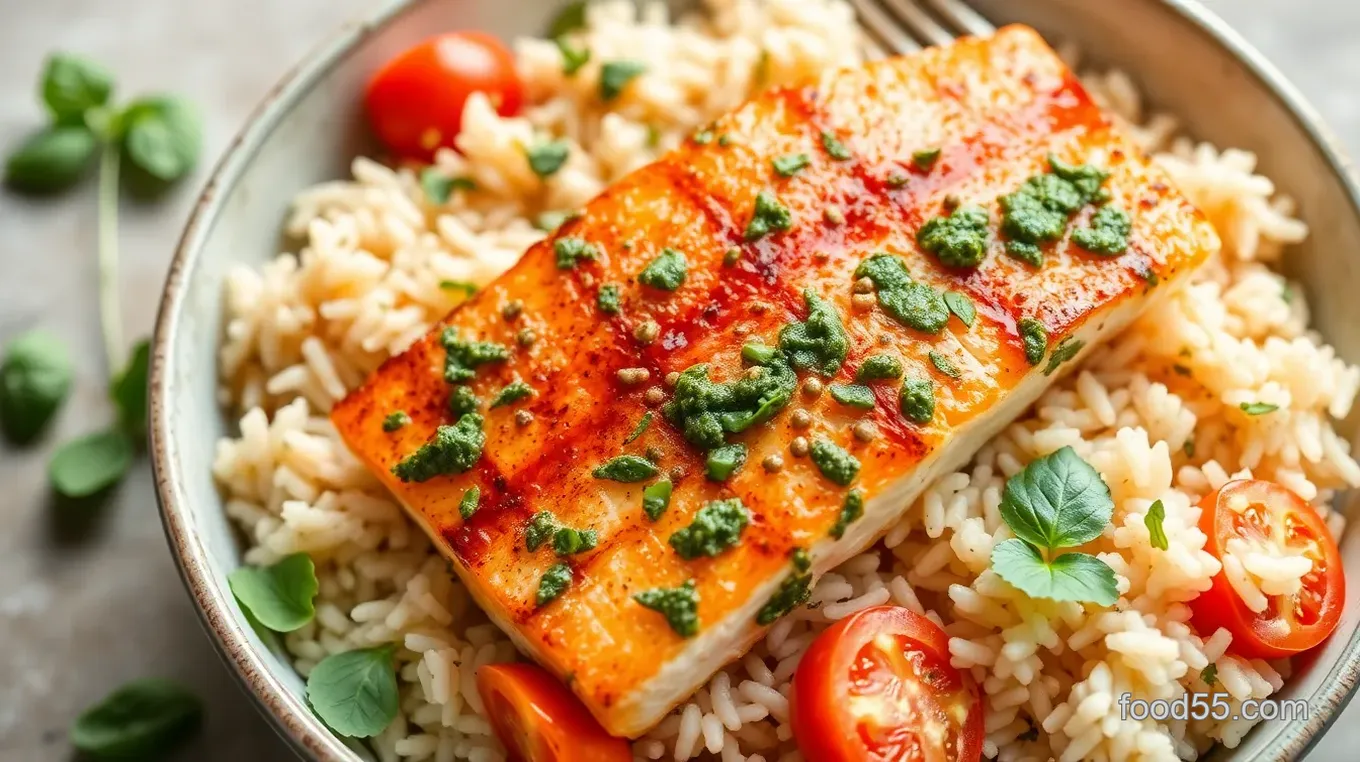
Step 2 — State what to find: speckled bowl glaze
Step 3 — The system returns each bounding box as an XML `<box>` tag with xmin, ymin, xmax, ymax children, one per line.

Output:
<box><xmin>150</xmin><ymin>0</ymin><xmax>1360</xmax><ymax>759</ymax></box>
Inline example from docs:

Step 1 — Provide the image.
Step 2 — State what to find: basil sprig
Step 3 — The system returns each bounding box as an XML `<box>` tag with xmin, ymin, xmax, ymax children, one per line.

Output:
<box><xmin>228</xmin><ymin>553</ymin><xmax>320</xmax><ymax>633</ymax></box>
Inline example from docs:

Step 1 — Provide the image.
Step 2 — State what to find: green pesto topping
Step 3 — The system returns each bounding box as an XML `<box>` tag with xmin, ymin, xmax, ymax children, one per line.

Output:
<box><xmin>1072</xmin><ymin>206</ymin><xmax>1132</xmax><ymax>255</ymax></box>
<box><xmin>638</xmin><ymin>248</ymin><xmax>687</xmax><ymax>291</ymax></box>
<box><xmin>917</xmin><ymin>205</ymin><xmax>990</xmax><ymax>268</ymax></box>
<box><xmin>928</xmin><ymin>351</ymin><xmax>962</xmax><ymax>379</ymax></box>
<box><xmin>662</xmin><ymin>354</ymin><xmax>797</xmax><ymax>449</ymax></box>
<box><xmin>391</xmin><ymin>414</ymin><xmax>485</xmax><ymax>483</ymax></box>
<box><xmin>829</xmin><ymin>383</ymin><xmax>875</xmax><ymax>409</ymax></box>
<box><xmin>599</xmin><ymin>60</ymin><xmax>646</xmax><ymax>101</ymax></box>
<box><xmin>706</xmin><ymin>443</ymin><xmax>748</xmax><ymax>482</ymax></box>
<box><xmin>744</xmin><ymin>190</ymin><xmax>793</xmax><ymax>241</ymax></box>
<box><xmin>642</xmin><ymin>479</ymin><xmax>673</xmax><ymax>521</ymax></box>
<box><xmin>459</xmin><ymin>486</ymin><xmax>481</xmax><ymax>520</ymax></box>
<box><xmin>999</xmin><ymin>155</ymin><xmax>1113</xmax><ymax>265</ymax></box>
<box><xmin>756</xmin><ymin>548</ymin><xmax>813</xmax><ymax>625</ymax></box>
<box><xmin>912</xmin><ymin>147</ymin><xmax>942</xmax><ymax>170</ymax></box>
<box><xmin>624</xmin><ymin>411</ymin><xmax>653</xmax><ymax>445</ymax></box>
<box><xmin>525</xmin><ymin>139</ymin><xmax>570</xmax><ymax>178</ymax></box>
<box><xmin>900</xmin><ymin>377</ymin><xmax>935</xmax><ymax>424</ymax></box>
<box><xmin>1044</xmin><ymin>337</ymin><xmax>1086</xmax><ymax>376</ymax></box>
<box><xmin>382</xmin><ymin>411</ymin><xmax>410</xmax><ymax>432</ymax></box>
<box><xmin>1005</xmin><ymin>241</ymin><xmax>1043</xmax><ymax>267</ymax></box>
<box><xmin>634</xmin><ymin>580</ymin><xmax>699</xmax><ymax>637</ymax></box>
<box><xmin>525</xmin><ymin>511</ymin><xmax>558</xmax><ymax>551</ymax></box>
<box><xmin>830</xmin><ymin>489</ymin><xmax>865</xmax><ymax>539</ymax></box>
<box><xmin>857</xmin><ymin>354</ymin><xmax>904</xmax><ymax>381</ymax></box>
<box><xmin>441</xmin><ymin>329</ymin><xmax>510</xmax><ymax>383</ymax></box>
<box><xmin>449</xmin><ymin>385</ymin><xmax>480</xmax><ymax>417</ymax></box>
<box><xmin>535</xmin><ymin>563</ymin><xmax>573</xmax><ymax>607</ymax></box>
<box><xmin>553</xmin><ymin>526</ymin><xmax>599</xmax><ymax>556</ymax></box>
<box><xmin>554</xmin><ymin>236</ymin><xmax>599</xmax><ymax>270</ymax></box>
<box><xmin>490</xmin><ymin>380</ymin><xmax>533</xmax><ymax>408</ymax></box>
<box><xmin>1019</xmin><ymin>317</ymin><xmax>1049</xmax><ymax>366</ymax></box>
<box><xmin>854</xmin><ymin>253</ymin><xmax>949</xmax><ymax>334</ymax></box>
<box><xmin>592</xmin><ymin>454</ymin><xmax>660</xmax><ymax>482</ymax></box>
<box><xmin>597</xmin><ymin>283</ymin><xmax>622</xmax><ymax>315</ymax></box>
<box><xmin>810</xmin><ymin>438</ymin><xmax>860</xmax><ymax>486</ymax></box>
<box><xmin>670</xmin><ymin>498</ymin><xmax>750</xmax><ymax>560</ymax></box>
<box><xmin>741</xmin><ymin>341</ymin><xmax>778</xmax><ymax>366</ymax></box>
<box><xmin>778</xmin><ymin>290</ymin><xmax>849</xmax><ymax>376</ymax></box>
<box><xmin>943</xmin><ymin>291</ymin><xmax>976</xmax><ymax>328</ymax></box>
<box><xmin>555</xmin><ymin>37</ymin><xmax>591</xmax><ymax>76</ymax></box>
<box><xmin>773</xmin><ymin>153</ymin><xmax>812</xmax><ymax>177</ymax></box>
<box><xmin>821</xmin><ymin>131</ymin><xmax>852</xmax><ymax>160</ymax></box>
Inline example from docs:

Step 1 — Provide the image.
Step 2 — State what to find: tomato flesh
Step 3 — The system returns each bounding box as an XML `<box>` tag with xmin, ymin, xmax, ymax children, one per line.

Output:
<box><xmin>365</xmin><ymin>31</ymin><xmax>524</xmax><ymax>161</ymax></box>
<box><xmin>1190</xmin><ymin>479</ymin><xmax>1344</xmax><ymax>658</ymax></box>
<box><xmin>793</xmin><ymin>606</ymin><xmax>984</xmax><ymax>762</ymax></box>
<box><xmin>475</xmin><ymin>663</ymin><xmax>630</xmax><ymax>762</ymax></box>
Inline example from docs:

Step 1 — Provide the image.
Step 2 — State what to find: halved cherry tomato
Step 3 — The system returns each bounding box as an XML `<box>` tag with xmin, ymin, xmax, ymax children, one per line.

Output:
<box><xmin>476</xmin><ymin>663</ymin><xmax>631</xmax><ymax>762</ymax></box>
<box><xmin>1190</xmin><ymin>479</ymin><xmax>1344</xmax><ymax>658</ymax></box>
<box><xmin>792</xmin><ymin>606</ymin><xmax>984</xmax><ymax>762</ymax></box>
<box><xmin>365</xmin><ymin>31</ymin><xmax>524</xmax><ymax>161</ymax></box>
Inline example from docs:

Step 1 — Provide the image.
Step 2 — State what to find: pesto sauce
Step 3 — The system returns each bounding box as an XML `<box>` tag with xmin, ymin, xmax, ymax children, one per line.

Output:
<box><xmin>829</xmin><ymin>383</ymin><xmax>875</xmax><ymax>409</ymax></box>
<box><xmin>1072</xmin><ymin>205</ymin><xmax>1132</xmax><ymax>255</ymax></box>
<box><xmin>391</xmin><ymin>414</ymin><xmax>486</xmax><ymax>483</ymax></box>
<box><xmin>999</xmin><ymin>155</ymin><xmax>1115</xmax><ymax>266</ymax></box>
<box><xmin>441</xmin><ymin>329</ymin><xmax>510</xmax><ymax>383</ymax></box>
<box><xmin>917</xmin><ymin>205</ymin><xmax>990</xmax><ymax>268</ymax></box>
<box><xmin>809</xmin><ymin>438</ymin><xmax>860</xmax><ymax>486</ymax></box>
<box><xmin>592</xmin><ymin>454</ymin><xmax>660</xmax><ymax>482</ymax></box>
<box><xmin>900</xmin><ymin>377</ymin><xmax>935</xmax><ymax>424</ymax></box>
<box><xmin>854</xmin><ymin>253</ymin><xmax>949</xmax><ymax>334</ymax></box>
<box><xmin>670</xmin><ymin>498</ymin><xmax>750</xmax><ymax>559</ymax></box>
<box><xmin>382</xmin><ymin>411</ymin><xmax>410</xmax><ymax>432</ymax></box>
<box><xmin>706</xmin><ymin>443</ymin><xmax>748</xmax><ymax>482</ymax></box>
<box><xmin>928</xmin><ymin>351</ymin><xmax>962</xmax><ymax>379</ymax></box>
<box><xmin>525</xmin><ymin>510</ymin><xmax>598</xmax><ymax>556</ymax></box>
<box><xmin>638</xmin><ymin>248</ymin><xmax>687</xmax><ymax>291</ymax></box>
<box><xmin>634</xmin><ymin>579</ymin><xmax>700</xmax><ymax>637</ymax></box>
<box><xmin>1018</xmin><ymin>317</ymin><xmax>1049</xmax><ymax>366</ymax></box>
<box><xmin>773</xmin><ymin>153</ymin><xmax>812</xmax><ymax>177</ymax></box>
<box><xmin>449</xmin><ymin>385</ymin><xmax>481</xmax><ymax>416</ymax></box>
<box><xmin>662</xmin><ymin>354</ymin><xmax>797</xmax><ymax>449</ymax></box>
<box><xmin>830</xmin><ymin>489</ymin><xmax>865</xmax><ymax>539</ymax></box>
<box><xmin>756</xmin><ymin>548</ymin><xmax>813</xmax><ymax>625</ymax></box>
<box><xmin>778</xmin><ymin>290</ymin><xmax>849</xmax><ymax>376</ymax></box>
<box><xmin>535</xmin><ymin>562</ymin><xmax>573</xmax><ymax>607</ymax></box>
<box><xmin>744</xmin><ymin>190</ymin><xmax>793</xmax><ymax>241</ymax></box>
<box><xmin>597</xmin><ymin>283</ymin><xmax>622</xmax><ymax>314</ymax></box>
<box><xmin>459</xmin><ymin>486</ymin><xmax>481</xmax><ymax>520</ymax></box>
<box><xmin>857</xmin><ymin>354</ymin><xmax>904</xmax><ymax>381</ymax></box>
<box><xmin>554</xmin><ymin>236</ymin><xmax>599</xmax><ymax>270</ymax></box>
<box><xmin>489</xmin><ymin>380</ymin><xmax>533</xmax><ymax>408</ymax></box>
<box><xmin>642</xmin><ymin>479</ymin><xmax>673</xmax><ymax>521</ymax></box>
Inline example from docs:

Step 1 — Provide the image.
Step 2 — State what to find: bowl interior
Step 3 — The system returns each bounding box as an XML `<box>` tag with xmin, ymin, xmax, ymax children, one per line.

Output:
<box><xmin>153</xmin><ymin>1</ymin><xmax>1360</xmax><ymax>760</ymax></box>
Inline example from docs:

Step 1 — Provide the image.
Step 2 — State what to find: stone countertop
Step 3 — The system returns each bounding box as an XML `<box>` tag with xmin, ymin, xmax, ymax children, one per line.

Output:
<box><xmin>0</xmin><ymin>1</ymin><xmax>1356</xmax><ymax>760</ymax></box>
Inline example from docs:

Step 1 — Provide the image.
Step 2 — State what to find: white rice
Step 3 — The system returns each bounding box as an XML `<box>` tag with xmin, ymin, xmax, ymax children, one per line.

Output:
<box><xmin>212</xmin><ymin>1</ymin><xmax>1360</xmax><ymax>760</ymax></box>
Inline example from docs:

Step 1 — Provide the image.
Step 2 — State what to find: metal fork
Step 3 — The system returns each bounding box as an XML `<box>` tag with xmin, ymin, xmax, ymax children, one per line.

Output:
<box><xmin>847</xmin><ymin>0</ymin><xmax>996</xmax><ymax>58</ymax></box>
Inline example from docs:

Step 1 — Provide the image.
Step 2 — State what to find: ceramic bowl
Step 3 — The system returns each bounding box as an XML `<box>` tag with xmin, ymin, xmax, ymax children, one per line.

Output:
<box><xmin>149</xmin><ymin>0</ymin><xmax>1360</xmax><ymax>759</ymax></box>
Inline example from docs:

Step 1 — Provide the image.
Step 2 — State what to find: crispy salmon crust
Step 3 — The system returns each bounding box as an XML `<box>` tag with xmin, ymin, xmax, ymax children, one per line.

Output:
<box><xmin>332</xmin><ymin>25</ymin><xmax>1218</xmax><ymax>737</ymax></box>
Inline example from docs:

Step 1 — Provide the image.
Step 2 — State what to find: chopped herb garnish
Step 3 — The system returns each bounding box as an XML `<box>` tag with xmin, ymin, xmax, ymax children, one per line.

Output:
<box><xmin>856</xmin><ymin>354</ymin><xmax>903</xmax><ymax>381</ymax></box>
<box><xmin>593</xmin><ymin>454</ymin><xmax>660</xmax><ymax>482</ymax></box>
<box><xmin>420</xmin><ymin>169</ymin><xmax>475</xmax><ymax>204</ymax></box>
<box><xmin>554</xmin><ymin>236</ymin><xmax>599</xmax><ymax>270</ymax></box>
<box><xmin>439</xmin><ymin>280</ymin><xmax>478</xmax><ymax>295</ymax></box>
<box><xmin>459</xmin><ymin>486</ymin><xmax>481</xmax><ymax>520</ymax></box>
<box><xmin>809</xmin><ymin>438</ymin><xmax>860</xmax><ymax>486</ymax></box>
<box><xmin>553</xmin><ymin>526</ymin><xmax>599</xmax><ymax>556</ymax></box>
<box><xmin>999</xmin><ymin>155</ymin><xmax>1114</xmax><ymax>265</ymax></box>
<box><xmin>900</xmin><ymin>377</ymin><xmax>935</xmax><ymax>424</ymax></box>
<box><xmin>744</xmin><ymin>190</ymin><xmax>793</xmax><ymax>241</ymax></box>
<box><xmin>555</xmin><ymin>37</ymin><xmax>591</xmax><ymax>76</ymax></box>
<box><xmin>662</xmin><ymin>354</ymin><xmax>797</xmax><ymax>449</ymax></box>
<box><xmin>1043</xmin><ymin>337</ymin><xmax>1085</xmax><ymax>376</ymax></box>
<box><xmin>642</xmin><ymin>479</ymin><xmax>673</xmax><ymax>521</ymax></box>
<box><xmin>449</xmin><ymin>385</ymin><xmax>480</xmax><ymax>416</ymax></box>
<box><xmin>600</xmin><ymin>60</ymin><xmax>646</xmax><ymax>101</ymax></box>
<box><xmin>928</xmin><ymin>351</ymin><xmax>962</xmax><ymax>379</ymax></box>
<box><xmin>1201</xmin><ymin>664</ymin><xmax>1218</xmax><ymax>686</ymax></box>
<box><xmin>706</xmin><ymin>443</ymin><xmax>748</xmax><ymax>482</ymax></box>
<box><xmin>943</xmin><ymin>291</ymin><xmax>976</xmax><ymax>327</ymax></box>
<box><xmin>638</xmin><ymin>248</ymin><xmax>687</xmax><ymax>291</ymax></box>
<box><xmin>1144</xmin><ymin>499</ymin><xmax>1168</xmax><ymax>551</ymax></box>
<box><xmin>597</xmin><ymin>283</ymin><xmax>622</xmax><ymax>314</ymax></box>
<box><xmin>525</xmin><ymin>139</ymin><xmax>570</xmax><ymax>177</ymax></box>
<box><xmin>912</xmin><ymin>147</ymin><xmax>941</xmax><ymax>170</ymax></box>
<box><xmin>829</xmin><ymin>383</ymin><xmax>876</xmax><ymax>409</ymax></box>
<box><xmin>756</xmin><ymin>548</ymin><xmax>813</xmax><ymax>625</ymax></box>
<box><xmin>886</xmin><ymin>170</ymin><xmax>909</xmax><ymax>188</ymax></box>
<box><xmin>918</xmin><ymin>205</ymin><xmax>990</xmax><ymax>268</ymax></box>
<box><xmin>1005</xmin><ymin>241</ymin><xmax>1044</xmax><ymax>267</ymax></box>
<box><xmin>526</xmin><ymin>511</ymin><xmax>558</xmax><ymax>551</ymax></box>
<box><xmin>534</xmin><ymin>209</ymin><xmax>580</xmax><ymax>232</ymax></box>
<box><xmin>490</xmin><ymin>380</ymin><xmax>533</xmax><ymax>408</ymax></box>
<box><xmin>634</xmin><ymin>580</ymin><xmax>699</xmax><ymax>637</ymax></box>
<box><xmin>1072</xmin><ymin>205</ymin><xmax>1132</xmax><ymax>255</ymax></box>
<box><xmin>1240</xmin><ymin>402</ymin><xmax>1279</xmax><ymax>416</ymax></box>
<box><xmin>536</xmin><ymin>563</ymin><xmax>573</xmax><ymax>607</ymax></box>
<box><xmin>830</xmin><ymin>489</ymin><xmax>865</xmax><ymax>539</ymax></box>
<box><xmin>692</xmin><ymin>129</ymin><xmax>715</xmax><ymax>145</ymax></box>
<box><xmin>1018</xmin><ymin>318</ymin><xmax>1048</xmax><ymax>366</ymax></box>
<box><xmin>624</xmin><ymin>412</ymin><xmax>653</xmax><ymax>445</ymax></box>
<box><xmin>821</xmin><ymin>131</ymin><xmax>852</xmax><ymax>160</ymax></box>
<box><xmin>779</xmin><ymin>290</ymin><xmax>849</xmax><ymax>376</ymax></box>
<box><xmin>391</xmin><ymin>413</ymin><xmax>485</xmax><ymax>483</ymax></box>
<box><xmin>741</xmin><ymin>341</ymin><xmax>777</xmax><ymax>365</ymax></box>
<box><xmin>670</xmin><ymin>498</ymin><xmax>750</xmax><ymax>559</ymax></box>
<box><xmin>854</xmin><ymin>253</ymin><xmax>949</xmax><ymax>334</ymax></box>
<box><xmin>441</xmin><ymin>329</ymin><xmax>510</xmax><ymax>383</ymax></box>
<box><xmin>382</xmin><ymin>411</ymin><xmax>410</xmax><ymax>432</ymax></box>
<box><xmin>773</xmin><ymin>153</ymin><xmax>811</xmax><ymax>177</ymax></box>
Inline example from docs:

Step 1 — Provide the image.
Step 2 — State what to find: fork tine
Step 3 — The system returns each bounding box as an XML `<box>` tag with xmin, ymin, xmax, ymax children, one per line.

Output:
<box><xmin>880</xmin><ymin>0</ymin><xmax>956</xmax><ymax>47</ymax></box>
<box><xmin>847</xmin><ymin>0</ymin><xmax>922</xmax><ymax>55</ymax></box>
<box><xmin>921</xmin><ymin>0</ymin><xmax>996</xmax><ymax>37</ymax></box>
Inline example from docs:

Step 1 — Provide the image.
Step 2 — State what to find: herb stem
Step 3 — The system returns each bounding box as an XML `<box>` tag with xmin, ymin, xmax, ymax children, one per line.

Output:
<box><xmin>97</xmin><ymin>144</ymin><xmax>123</xmax><ymax>372</ymax></box>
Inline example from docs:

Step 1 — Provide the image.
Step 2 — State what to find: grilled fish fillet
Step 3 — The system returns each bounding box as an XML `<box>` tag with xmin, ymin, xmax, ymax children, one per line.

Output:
<box><xmin>332</xmin><ymin>25</ymin><xmax>1218</xmax><ymax>737</ymax></box>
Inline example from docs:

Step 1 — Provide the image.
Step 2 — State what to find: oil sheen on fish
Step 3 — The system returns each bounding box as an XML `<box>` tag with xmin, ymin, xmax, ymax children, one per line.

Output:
<box><xmin>332</xmin><ymin>25</ymin><xmax>1219</xmax><ymax>737</ymax></box>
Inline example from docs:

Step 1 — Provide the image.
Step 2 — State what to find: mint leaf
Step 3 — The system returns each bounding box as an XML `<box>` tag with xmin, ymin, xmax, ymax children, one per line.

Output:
<box><xmin>121</xmin><ymin>96</ymin><xmax>202</xmax><ymax>183</ymax></box>
<box><xmin>227</xmin><ymin>553</ymin><xmax>319</xmax><ymax>633</ymax></box>
<box><xmin>990</xmin><ymin>539</ymin><xmax>1118</xmax><ymax>605</ymax></box>
<box><xmin>999</xmin><ymin>446</ymin><xmax>1113</xmax><ymax>549</ymax></box>
<box><xmin>41</xmin><ymin>53</ymin><xmax>115</xmax><ymax>124</ymax></box>
<box><xmin>71</xmin><ymin>678</ymin><xmax>202</xmax><ymax>759</ymax></box>
<box><xmin>49</xmin><ymin>429</ymin><xmax>134</xmax><ymax>497</ymax></box>
<box><xmin>0</xmin><ymin>330</ymin><xmax>73</xmax><ymax>444</ymax></box>
<box><xmin>306</xmin><ymin>646</ymin><xmax>399</xmax><ymax>738</ymax></box>
<box><xmin>4</xmin><ymin>125</ymin><xmax>98</xmax><ymax>192</ymax></box>
<box><xmin>1145</xmin><ymin>499</ymin><xmax>1169</xmax><ymax>551</ymax></box>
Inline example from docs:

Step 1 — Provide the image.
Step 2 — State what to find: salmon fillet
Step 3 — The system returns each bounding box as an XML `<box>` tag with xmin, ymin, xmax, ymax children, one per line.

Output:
<box><xmin>331</xmin><ymin>25</ymin><xmax>1218</xmax><ymax>737</ymax></box>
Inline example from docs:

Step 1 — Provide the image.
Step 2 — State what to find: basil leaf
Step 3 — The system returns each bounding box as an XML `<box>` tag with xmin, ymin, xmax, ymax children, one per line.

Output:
<box><xmin>642</xmin><ymin>479</ymin><xmax>672</xmax><ymax>521</ymax></box>
<box><xmin>109</xmin><ymin>339</ymin><xmax>150</xmax><ymax>441</ymax></box>
<box><xmin>624</xmin><ymin>412</ymin><xmax>653</xmax><ymax>445</ymax></box>
<box><xmin>120</xmin><ymin>96</ymin><xmax>202</xmax><ymax>182</ymax></box>
<box><xmin>306</xmin><ymin>645</ymin><xmax>399</xmax><ymax>738</ymax></box>
<box><xmin>0</xmin><ymin>330</ymin><xmax>73</xmax><ymax>444</ymax></box>
<box><xmin>49</xmin><ymin>429</ymin><xmax>134</xmax><ymax>497</ymax></box>
<box><xmin>227</xmin><ymin>553</ymin><xmax>319</xmax><ymax>633</ymax></box>
<box><xmin>70</xmin><ymin>678</ymin><xmax>202</xmax><ymax>759</ymax></box>
<box><xmin>4</xmin><ymin>125</ymin><xmax>98</xmax><ymax>192</ymax></box>
<box><xmin>990</xmin><ymin>539</ymin><xmax>1118</xmax><ymax>605</ymax></box>
<box><xmin>1145</xmin><ymin>499</ymin><xmax>1169</xmax><ymax>551</ymax></box>
<box><xmin>592</xmin><ymin>454</ymin><xmax>659</xmax><ymax>482</ymax></box>
<box><xmin>1240</xmin><ymin>402</ymin><xmax>1279</xmax><ymax>416</ymax></box>
<box><xmin>547</xmin><ymin>0</ymin><xmax>588</xmax><ymax>37</ymax></box>
<box><xmin>829</xmin><ymin>383</ymin><xmax>875</xmax><ymax>409</ymax></box>
<box><xmin>943</xmin><ymin>291</ymin><xmax>976</xmax><ymax>327</ymax></box>
<box><xmin>999</xmin><ymin>446</ymin><xmax>1113</xmax><ymax>549</ymax></box>
<box><xmin>41</xmin><ymin>53</ymin><xmax>115</xmax><ymax>124</ymax></box>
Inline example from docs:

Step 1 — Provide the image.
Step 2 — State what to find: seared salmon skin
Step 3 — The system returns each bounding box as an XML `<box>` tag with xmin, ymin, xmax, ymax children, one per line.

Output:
<box><xmin>332</xmin><ymin>25</ymin><xmax>1218</xmax><ymax>737</ymax></box>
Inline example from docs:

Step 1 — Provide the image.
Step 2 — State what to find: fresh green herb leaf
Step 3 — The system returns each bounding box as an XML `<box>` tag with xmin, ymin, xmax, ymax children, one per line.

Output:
<box><xmin>943</xmin><ymin>291</ymin><xmax>976</xmax><ymax>328</ymax></box>
<box><xmin>553</xmin><ymin>525</ymin><xmax>598</xmax><ymax>556</ymax></box>
<box><xmin>821</xmin><ymin>131</ymin><xmax>851</xmax><ymax>161</ymax></box>
<box><xmin>599</xmin><ymin>60</ymin><xmax>646</xmax><ymax>101</ymax></box>
<box><xmin>810</xmin><ymin>438</ymin><xmax>859</xmax><ymax>486</ymax></box>
<box><xmin>1043</xmin><ymin>337</ymin><xmax>1085</xmax><ymax>376</ymax></box>
<box><xmin>547</xmin><ymin>0</ymin><xmax>588</xmax><ymax>37</ymax></box>
<box><xmin>525</xmin><ymin>139</ymin><xmax>570</xmax><ymax>177</ymax></box>
<box><xmin>634</xmin><ymin>580</ymin><xmax>699</xmax><ymax>637</ymax></box>
<box><xmin>1145</xmin><ymin>499</ymin><xmax>1169</xmax><ymax>551</ymax></box>
<box><xmin>998</xmin><ymin>446</ymin><xmax>1113</xmax><ymax>550</ymax></box>
<box><xmin>391</xmin><ymin>413</ymin><xmax>485</xmax><ymax>483</ymax></box>
<box><xmin>829</xmin><ymin>383</ymin><xmax>876</xmax><ymax>409</ymax></box>
<box><xmin>1240</xmin><ymin>402</ymin><xmax>1279</xmax><ymax>416</ymax></box>
<box><xmin>671</xmin><ymin>498</ymin><xmax>749</xmax><ymax>559</ymax></box>
<box><xmin>756</xmin><ymin>549</ymin><xmax>813</xmax><ymax>625</ymax></box>
<box><xmin>662</xmin><ymin>356</ymin><xmax>796</xmax><ymax>449</ymax></box>
<box><xmin>597</xmin><ymin>283</ymin><xmax>622</xmax><ymax>315</ymax></box>
<box><xmin>420</xmin><ymin>168</ymin><xmax>474</xmax><ymax>204</ymax></box>
<box><xmin>0</xmin><ymin>330</ymin><xmax>72</xmax><ymax>444</ymax></box>
<box><xmin>306</xmin><ymin>646</ymin><xmax>399</xmax><ymax>738</ymax></box>
<box><xmin>830</xmin><ymin>489</ymin><xmax>864</xmax><ymax>539</ymax></box>
<box><xmin>624</xmin><ymin>411</ymin><xmax>653</xmax><ymax>445</ymax></box>
<box><xmin>1201</xmin><ymin>664</ymin><xmax>1218</xmax><ymax>686</ymax></box>
<box><xmin>4</xmin><ymin>125</ymin><xmax>98</xmax><ymax>192</ymax></box>
<box><xmin>109</xmin><ymin>338</ymin><xmax>150</xmax><ymax>440</ymax></box>
<box><xmin>642</xmin><ymin>479</ymin><xmax>673</xmax><ymax>521</ymax></box>
<box><xmin>779</xmin><ymin>290</ymin><xmax>848</xmax><ymax>376</ymax></box>
<box><xmin>912</xmin><ymin>147</ymin><xmax>941</xmax><ymax>170</ymax></box>
<box><xmin>1018</xmin><ymin>317</ymin><xmax>1048</xmax><ymax>366</ymax></box>
<box><xmin>990</xmin><ymin>539</ymin><xmax>1118</xmax><ymax>605</ymax></box>
<box><xmin>638</xmin><ymin>248</ymin><xmax>687</xmax><ymax>291</ymax></box>
<box><xmin>899</xmin><ymin>377</ymin><xmax>935</xmax><ymax>424</ymax></box>
<box><xmin>593</xmin><ymin>454</ymin><xmax>660</xmax><ymax>482</ymax></box>
<box><xmin>227</xmin><ymin>554</ymin><xmax>318</xmax><ymax>633</ymax></box>
<box><xmin>856</xmin><ymin>354</ymin><xmax>903</xmax><ymax>381</ymax></box>
<box><xmin>744</xmin><ymin>189</ymin><xmax>793</xmax><ymax>241</ymax></box>
<box><xmin>490</xmin><ymin>380</ymin><xmax>534</xmax><ymax>408</ymax></box>
<box><xmin>1072</xmin><ymin>205</ymin><xmax>1132</xmax><ymax>255</ymax></box>
<box><xmin>459</xmin><ymin>486</ymin><xmax>481</xmax><ymax>520</ymax></box>
<box><xmin>121</xmin><ymin>96</ymin><xmax>202</xmax><ymax>183</ymax></box>
<box><xmin>439</xmin><ymin>280</ymin><xmax>478</xmax><ymax>295</ymax></box>
<box><xmin>49</xmin><ymin>429</ymin><xmax>134</xmax><ymax>497</ymax></box>
<box><xmin>382</xmin><ymin>411</ymin><xmax>410</xmax><ymax>432</ymax></box>
<box><xmin>555</xmin><ymin>37</ymin><xmax>591</xmax><ymax>76</ymax></box>
<box><xmin>928</xmin><ymin>351</ymin><xmax>962</xmax><ymax>379</ymax></box>
<box><xmin>70</xmin><ymin>678</ymin><xmax>202</xmax><ymax>759</ymax></box>
<box><xmin>41</xmin><ymin>53</ymin><xmax>115</xmax><ymax>124</ymax></box>
<box><xmin>918</xmin><ymin>205</ymin><xmax>989</xmax><ymax>268</ymax></box>
<box><xmin>772</xmin><ymin>153</ymin><xmax>811</xmax><ymax>177</ymax></box>
<box><xmin>706</xmin><ymin>443</ymin><xmax>748</xmax><ymax>481</ymax></box>
<box><xmin>536</xmin><ymin>563</ymin><xmax>573</xmax><ymax>607</ymax></box>
<box><xmin>553</xmin><ymin>236</ymin><xmax>599</xmax><ymax>270</ymax></box>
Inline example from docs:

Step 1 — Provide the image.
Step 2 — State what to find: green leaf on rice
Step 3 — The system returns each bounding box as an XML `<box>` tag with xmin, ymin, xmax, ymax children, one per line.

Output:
<box><xmin>998</xmin><ymin>446</ymin><xmax>1113</xmax><ymax>549</ymax></box>
<box><xmin>227</xmin><ymin>553</ymin><xmax>319</xmax><ymax>633</ymax></box>
<box><xmin>307</xmin><ymin>645</ymin><xmax>400</xmax><ymax>738</ymax></box>
<box><xmin>1144</xmin><ymin>499</ymin><xmax>1169</xmax><ymax>551</ymax></box>
<box><xmin>990</xmin><ymin>539</ymin><xmax>1118</xmax><ymax>606</ymax></box>
<box><xmin>1239</xmin><ymin>401</ymin><xmax>1280</xmax><ymax>416</ymax></box>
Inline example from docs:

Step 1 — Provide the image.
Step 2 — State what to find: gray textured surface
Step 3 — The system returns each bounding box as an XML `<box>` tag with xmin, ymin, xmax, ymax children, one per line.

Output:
<box><xmin>0</xmin><ymin>0</ymin><xmax>1357</xmax><ymax>760</ymax></box>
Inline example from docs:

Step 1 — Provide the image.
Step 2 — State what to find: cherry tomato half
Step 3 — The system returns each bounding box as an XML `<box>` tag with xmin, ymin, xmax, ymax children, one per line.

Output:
<box><xmin>476</xmin><ymin>663</ymin><xmax>631</xmax><ymax>762</ymax></box>
<box><xmin>792</xmin><ymin>606</ymin><xmax>984</xmax><ymax>762</ymax></box>
<box><xmin>365</xmin><ymin>31</ymin><xmax>524</xmax><ymax>161</ymax></box>
<box><xmin>1190</xmin><ymin>479</ymin><xmax>1344</xmax><ymax>658</ymax></box>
